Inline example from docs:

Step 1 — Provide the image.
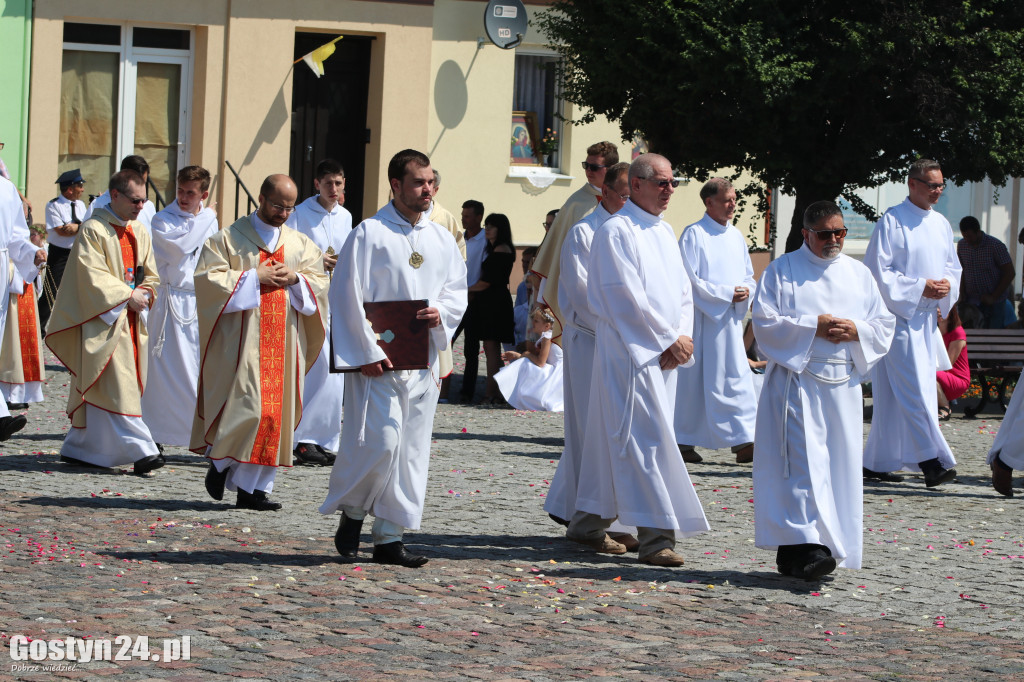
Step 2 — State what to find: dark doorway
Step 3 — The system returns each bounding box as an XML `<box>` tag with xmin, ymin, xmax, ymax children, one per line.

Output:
<box><xmin>290</xmin><ymin>33</ymin><xmax>373</xmax><ymax>223</ymax></box>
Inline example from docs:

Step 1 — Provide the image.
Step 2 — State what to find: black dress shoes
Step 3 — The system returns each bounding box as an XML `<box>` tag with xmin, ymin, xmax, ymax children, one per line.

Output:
<box><xmin>236</xmin><ymin>489</ymin><xmax>282</xmax><ymax>511</ymax></box>
<box><xmin>205</xmin><ymin>462</ymin><xmax>228</xmax><ymax>500</ymax></box>
<box><xmin>778</xmin><ymin>543</ymin><xmax>836</xmax><ymax>580</ymax></box>
<box><xmin>134</xmin><ymin>454</ymin><xmax>165</xmax><ymax>476</ymax></box>
<box><xmin>0</xmin><ymin>414</ymin><xmax>27</xmax><ymax>441</ymax></box>
<box><xmin>372</xmin><ymin>541</ymin><xmax>428</xmax><ymax>568</ymax></box>
<box><xmin>991</xmin><ymin>455</ymin><xmax>1014</xmax><ymax>497</ymax></box>
<box><xmin>920</xmin><ymin>458</ymin><xmax>957</xmax><ymax>488</ymax></box>
<box><xmin>60</xmin><ymin>454</ymin><xmax>107</xmax><ymax>469</ymax></box>
<box><xmin>548</xmin><ymin>513</ymin><xmax>570</xmax><ymax>527</ymax></box>
<box><xmin>6</xmin><ymin>402</ymin><xmax>28</xmax><ymax>410</ymax></box>
<box><xmin>293</xmin><ymin>442</ymin><xmax>330</xmax><ymax>466</ymax></box>
<box><xmin>863</xmin><ymin>467</ymin><xmax>904</xmax><ymax>482</ymax></box>
<box><xmin>334</xmin><ymin>514</ymin><xmax>364</xmax><ymax>559</ymax></box>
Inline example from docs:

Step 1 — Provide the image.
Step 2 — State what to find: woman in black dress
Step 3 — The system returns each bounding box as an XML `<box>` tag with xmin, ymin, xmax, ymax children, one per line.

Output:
<box><xmin>468</xmin><ymin>213</ymin><xmax>516</xmax><ymax>404</ymax></box>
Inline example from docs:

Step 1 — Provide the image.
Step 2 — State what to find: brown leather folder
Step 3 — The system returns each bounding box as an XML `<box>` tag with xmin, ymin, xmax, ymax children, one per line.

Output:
<box><xmin>331</xmin><ymin>299</ymin><xmax>429</xmax><ymax>373</ymax></box>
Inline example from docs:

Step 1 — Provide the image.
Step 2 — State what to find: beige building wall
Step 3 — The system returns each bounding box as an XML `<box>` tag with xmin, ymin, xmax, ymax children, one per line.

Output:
<box><xmin>428</xmin><ymin>0</ymin><xmax>708</xmax><ymax>248</ymax></box>
<box><xmin>26</xmin><ymin>0</ymin><xmax>763</xmax><ymax>260</ymax></box>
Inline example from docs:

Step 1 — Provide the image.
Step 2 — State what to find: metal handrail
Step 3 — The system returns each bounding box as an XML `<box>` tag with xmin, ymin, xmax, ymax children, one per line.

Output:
<box><xmin>146</xmin><ymin>175</ymin><xmax>166</xmax><ymax>211</ymax></box>
<box><xmin>224</xmin><ymin>160</ymin><xmax>258</xmax><ymax>220</ymax></box>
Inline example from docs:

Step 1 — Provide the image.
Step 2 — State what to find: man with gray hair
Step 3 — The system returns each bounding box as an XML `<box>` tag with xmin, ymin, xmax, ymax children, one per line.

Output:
<box><xmin>753</xmin><ymin>200</ymin><xmax>894</xmax><ymax>579</ymax></box>
<box><xmin>546</xmin><ymin>161</ymin><xmax>637</xmax><ymax>548</ymax></box>
<box><xmin>863</xmin><ymin>159</ymin><xmax>962</xmax><ymax>487</ymax></box>
<box><xmin>674</xmin><ymin>178</ymin><xmax>758</xmax><ymax>465</ymax></box>
<box><xmin>566</xmin><ymin>153</ymin><xmax>709</xmax><ymax>566</ymax></box>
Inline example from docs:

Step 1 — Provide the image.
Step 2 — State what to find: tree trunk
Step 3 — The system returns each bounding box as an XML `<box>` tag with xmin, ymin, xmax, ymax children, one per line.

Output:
<box><xmin>784</xmin><ymin>185</ymin><xmax>845</xmax><ymax>253</ymax></box>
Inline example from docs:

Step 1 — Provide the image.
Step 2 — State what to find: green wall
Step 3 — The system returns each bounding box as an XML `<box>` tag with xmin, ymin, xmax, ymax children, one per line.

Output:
<box><xmin>0</xmin><ymin>0</ymin><xmax>32</xmax><ymax>191</ymax></box>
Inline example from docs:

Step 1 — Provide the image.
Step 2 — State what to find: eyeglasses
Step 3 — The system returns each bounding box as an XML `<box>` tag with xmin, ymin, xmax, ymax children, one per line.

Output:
<box><xmin>118</xmin><ymin>194</ymin><xmax>146</xmax><ymax>205</ymax></box>
<box><xmin>269</xmin><ymin>201</ymin><xmax>296</xmax><ymax>213</ymax></box>
<box><xmin>643</xmin><ymin>177</ymin><xmax>681</xmax><ymax>189</ymax></box>
<box><xmin>912</xmin><ymin>178</ymin><xmax>946</xmax><ymax>191</ymax></box>
<box><xmin>807</xmin><ymin>228</ymin><xmax>848</xmax><ymax>240</ymax></box>
<box><xmin>541</xmin><ymin>221</ymin><xmax>553</xmax><ymax>228</ymax></box>
<box><xmin>581</xmin><ymin>162</ymin><xmax>607</xmax><ymax>172</ymax></box>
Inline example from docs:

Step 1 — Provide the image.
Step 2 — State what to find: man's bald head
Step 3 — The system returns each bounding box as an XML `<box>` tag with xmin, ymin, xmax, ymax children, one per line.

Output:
<box><xmin>258</xmin><ymin>174</ymin><xmax>298</xmax><ymax>228</ymax></box>
<box><xmin>260</xmin><ymin>174</ymin><xmax>297</xmax><ymax>200</ymax></box>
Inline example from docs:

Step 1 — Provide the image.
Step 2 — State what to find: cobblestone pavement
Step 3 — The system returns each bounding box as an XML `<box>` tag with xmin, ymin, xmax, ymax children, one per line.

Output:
<box><xmin>1</xmin><ymin>349</ymin><xmax>1023</xmax><ymax>680</ymax></box>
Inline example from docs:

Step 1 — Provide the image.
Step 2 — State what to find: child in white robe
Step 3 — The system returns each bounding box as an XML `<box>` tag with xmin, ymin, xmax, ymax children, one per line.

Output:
<box><xmin>495</xmin><ymin>307</ymin><xmax>564</xmax><ymax>411</ymax></box>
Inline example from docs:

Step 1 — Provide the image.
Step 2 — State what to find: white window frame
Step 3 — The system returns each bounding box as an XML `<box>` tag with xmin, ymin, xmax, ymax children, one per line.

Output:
<box><xmin>63</xmin><ymin>23</ymin><xmax>193</xmax><ymax>174</ymax></box>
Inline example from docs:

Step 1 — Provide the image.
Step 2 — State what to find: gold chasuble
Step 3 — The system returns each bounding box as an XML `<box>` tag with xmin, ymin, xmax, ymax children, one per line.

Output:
<box><xmin>45</xmin><ymin>208</ymin><xmax>160</xmax><ymax>427</ymax></box>
<box><xmin>0</xmin><ymin>266</ymin><xmax>45</xmax><ymax>387</ymax></box>
<box><xmin>529</xmin><ymin>183</ymin><xmax>601</xmax><ymax>345</ymax></box>
<box><xmin>190</xmin><ymin>217</ymin><xmax>327</xmax><ymax>466</ymax></box>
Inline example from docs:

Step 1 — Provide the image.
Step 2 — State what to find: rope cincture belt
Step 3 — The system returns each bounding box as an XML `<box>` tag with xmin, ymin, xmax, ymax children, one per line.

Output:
<box><xmin>780</xmin><ymin>356</ymin><xmax>854</xmax><ymax>479</ymax></box>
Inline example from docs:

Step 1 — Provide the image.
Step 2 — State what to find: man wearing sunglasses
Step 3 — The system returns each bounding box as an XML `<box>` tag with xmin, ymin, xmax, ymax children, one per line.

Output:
<box><xmin>863</xmin><ymin>159</ymin><xmax>962</xmax><ymax>488</ymax></box>
<box><xmin>674</xmin><ymin>178</ymin><xmax>758</xmax><ymax>466</ymax></box>
<box><xmin>566</xmin><ymin>153</ymin><xmax>709</xmax><ymax>567</ymax></box>
<box><xmin>46</xmin><ymin>170</ymin><xmax>164</xmax><ymax>476</ymax></box>
<box><xmin>529</xmin><ymin>141</ymin><xmax>618</xmax><ymax>345</ymax></box>
<box><xmin>752</xmin><ymin>200</ymin><xmax>895</xmax><ymax>579</ymax></box>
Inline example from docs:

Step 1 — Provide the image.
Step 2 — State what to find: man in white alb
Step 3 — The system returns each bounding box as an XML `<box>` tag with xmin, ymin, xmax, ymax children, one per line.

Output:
<box><xmin>988</xmin><ymin>368</ymin><xmax>1023</xmax><ymax>497</ymax></box>
<box><xmin>752</xmin><ymin>201</ymin><xmax>895</xmax><ymax>579</ymax></box>
<box><xmin>567</xmin><ymin>153</ymin><xmax>709</xmax><ymax>566</ymax></box>
<box><xmin>288</xmin><ymin>158</ymin><xmax>353</xmax><ymax>466</ymax></box>
<box><xmin>141</xmin><ymin>166</ymin><xmax>219</xmax><ymax>449</ymax></box>
<box><xmin>321</xmin><ymin>149</ymin><xmax>467</xmax><ymax>567</ymax></box>
<box><xmin>863</xmin><ymin>159</ymin><xmax>962</xmax><ymax>488</ymax></box>
<box><xmin>675</xmin><ymin>178</ymin><xmax>758</xmax><ymax>465</ymax></box>
<box><xmin>546</xmin><ymin>161</ymin><xmax>637</xmax><ymax>547</ymax></box>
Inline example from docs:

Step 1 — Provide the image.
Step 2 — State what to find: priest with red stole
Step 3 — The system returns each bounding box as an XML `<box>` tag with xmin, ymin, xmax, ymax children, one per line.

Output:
<box><xmin>191</xmin><ymin>174</ymin><xmax>328</xmax><ymax>511</ymax></box>
<box><xmin>46</xmin><ymin>170</ymin><xmax>164</xmax><ymax>475</ymax></box>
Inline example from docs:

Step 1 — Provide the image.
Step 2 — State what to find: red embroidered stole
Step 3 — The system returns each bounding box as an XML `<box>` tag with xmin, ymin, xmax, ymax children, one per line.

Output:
<box><xmin>114</xmin><ymin>223</ymin><xmax>142</xmax><ymax>390</ymax></box>
<box><xmin>17</xmin><ymin>283</ymin><xmax>41</xmax><ymax>382</ymax></box>
<box><xmin>249</xmin><ymin>245</ymin><xmax>288</xmax><ymax>466</ymax></box>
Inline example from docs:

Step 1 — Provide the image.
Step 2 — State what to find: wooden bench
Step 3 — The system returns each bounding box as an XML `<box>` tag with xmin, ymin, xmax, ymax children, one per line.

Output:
<box><xmin>963</xmin><ymin>328</ymin><xmax>1024</xmax><ymax>417</ymax></box>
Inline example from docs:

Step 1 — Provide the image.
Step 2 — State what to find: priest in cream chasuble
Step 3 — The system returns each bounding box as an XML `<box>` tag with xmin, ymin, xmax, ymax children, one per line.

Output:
<box><xmin>191</xmin><ymin>175</ymin><xmax>327</xmax><ymax>510</ymax></box>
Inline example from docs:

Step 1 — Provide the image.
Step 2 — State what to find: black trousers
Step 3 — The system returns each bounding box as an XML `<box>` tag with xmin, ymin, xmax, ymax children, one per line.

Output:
<box><xmin>38</xmin><ymin>244</ymin><xmax>71</xmax><ymax>335</ymax></box>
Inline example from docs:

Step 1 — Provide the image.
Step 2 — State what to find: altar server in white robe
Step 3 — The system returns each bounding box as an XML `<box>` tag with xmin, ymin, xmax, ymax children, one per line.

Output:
<box><xmin>863</xmin><ymin>159</ymin><xmax>962</xmax><ymax>488</ymax></box>
<box><xmin>567</xmin><ymin>154</ymin><xmax>710</xmax><ymax>567</ymax></box>
<box><xmin>141</xmin><ymin>166</ymin><xmax>219</xmax><ymax>446</ymax></box>
<box><xmin>0</xmin><ymin>176</ymin><xmax>45</xmax><ymax>439</ymax></box>
<box><xmin>288</xmin><ymin>158</ymin><xmax>353</xmax><ymax>465</ymax></box>
<box><xmin>753</xmin><ymin>201</ymin><xmax>895</xmax><ymax>580</ymax></box>
<box><xmin>675</xmin><ymin>178</ymin><xmax>758</xmax><ymax>464</ymax></box>
<box><xmin>988</xmin><ymin>370</ymin><xmax>1023</xmax><ymax>497</ymax></box>
<box><xmin>545</xmin><ymin>161</ymin><xmax>637</xmax><ymax>547</ymax></box>
<box><xmin>321</xmin><ymin>150</ymin><xmax>467</xmax><ymax>568</ymax></box>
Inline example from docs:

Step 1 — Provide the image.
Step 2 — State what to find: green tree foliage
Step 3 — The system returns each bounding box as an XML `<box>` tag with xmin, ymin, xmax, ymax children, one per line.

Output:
<box><xmin>538</xmin><ymin>0</ymin><xmax>1024</xmax><ymax>250</ymax></box>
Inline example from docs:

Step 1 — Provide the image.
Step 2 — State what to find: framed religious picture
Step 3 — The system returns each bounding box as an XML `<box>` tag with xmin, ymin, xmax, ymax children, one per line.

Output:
<box><xmin>510</xmin><ymin>111</ymin><xmax>541</xmax><ymax>166</ymax></box>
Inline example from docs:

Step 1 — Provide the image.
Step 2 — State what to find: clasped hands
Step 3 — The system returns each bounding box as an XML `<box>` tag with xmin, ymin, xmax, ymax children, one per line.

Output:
<box><xmin>923</xmin><ymin>278</ymin><xmax>951</xmax><ymax>300</ymax></box>
<box><xmin>660</xmin><ymin>335</ymin><xmax>694</xmax><ymax>370</ymax></box>
<box><xmin>257</xmin><ymin>257</ymin><xmax>299</xmax><ymax>289</ymax></box>
<box><xmin>816</xmin><ymin>314</ymin><xmax>859</xmax><ymax>343</ymax></box>
<box><xmin>127</xmin><ymin>287</ymin><xmax>151</xmax><ymax>312</ymax></box>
